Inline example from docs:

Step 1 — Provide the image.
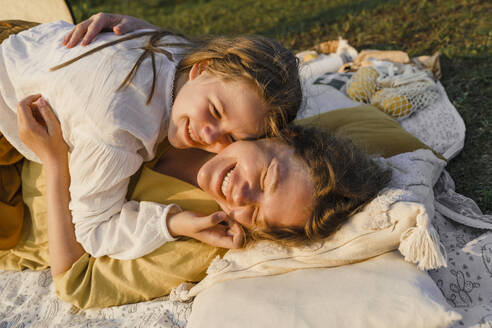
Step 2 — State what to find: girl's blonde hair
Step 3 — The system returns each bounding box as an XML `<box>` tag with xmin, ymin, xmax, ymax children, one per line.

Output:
<box><xmin>52</xmin><ymin>30</ymin><xmax>301</xmax><ymax>137</ymax></box>
<box><xmin>177</xmin><ymin>35</ymin><xmax>301</xmax><ymax>136</ymax></box>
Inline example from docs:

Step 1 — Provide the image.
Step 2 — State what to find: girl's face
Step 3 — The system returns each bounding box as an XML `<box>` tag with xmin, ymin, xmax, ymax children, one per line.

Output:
<box><xmin>197</xmin><ymin>138</ymin><xmax>315</xmax><ymax>231</ymax></box>
<box><xmin>168</xmin><ymin>63</ymin><xmax>269</xmax><ymax>153</ymax></box>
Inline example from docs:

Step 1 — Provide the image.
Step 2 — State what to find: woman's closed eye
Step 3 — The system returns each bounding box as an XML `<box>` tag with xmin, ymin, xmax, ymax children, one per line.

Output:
<box><xmin>251</xmin><ymin>163</ymin><xmax>268</xmax><ymax>227</ymax></box>
<box><xmin>210</xmin><ymin>103</ymin><xmax>222</xmax><ymax>119</ymax></box>
<box><xmin>261</xmin><ymin>164</ymin><xmax>268</xmax><ymax>191</ymax></box>
<box><xmin>252</xmin><ymin>206</ymin><xmax>260</xmax><ymax>226</ymax></box>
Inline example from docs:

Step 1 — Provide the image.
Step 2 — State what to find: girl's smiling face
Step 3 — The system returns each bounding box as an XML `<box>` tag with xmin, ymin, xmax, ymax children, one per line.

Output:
<box><xmin>197</xmin><ymin>138</ymin><xmax>315</xmax><ymax>231</ymax></box>
<box><xmin>168</xmin><ymin>63</ymin><xmax>269</xmax><ymax>153</ymax></box>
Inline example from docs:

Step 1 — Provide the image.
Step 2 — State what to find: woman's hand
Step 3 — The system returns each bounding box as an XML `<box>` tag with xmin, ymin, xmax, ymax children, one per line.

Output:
<box><xmin>63</xmin><ymin>12</ymin><xmax>158</xmax><ymax>48</ymax></box>
<box><xmin>168</xmin><ymin>211</ymin><xmax>245</xmax><ymax>249</ymax></box>
<box><xmin>17</xmin><ymin>94</ymin><xmax>68</xmax><ymax>164</ymax></box>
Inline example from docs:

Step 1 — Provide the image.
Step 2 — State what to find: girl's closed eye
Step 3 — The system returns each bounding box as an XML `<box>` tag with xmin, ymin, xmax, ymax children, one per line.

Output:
<box><xmin>209</xmin><ymin>102</ymin><xmax>238</xmax><ymax>144</ymax></box>
<box><xmin>227</xmin><ymin>134</ymin><xmax>237</xmax><ymax>143</ymax></box>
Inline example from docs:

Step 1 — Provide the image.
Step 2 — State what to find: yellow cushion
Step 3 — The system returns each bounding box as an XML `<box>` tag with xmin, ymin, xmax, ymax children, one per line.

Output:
<box><xmin>296</xmin><ymin>104</ymin><xmax>438</xmax><ymax>159</ymax></box>
<box><xmin>0</xmin><ymin>160</ymin><xmax>49</xmax><ymax>270</ymax></box>
<box><xmin>0</xmin><ymin>161</ymin><xmax>24</xmax><ymax>250</ymax></box>
<box><xmin>0</xmin><ymin>21</ymin><xmax>39</xmax><ymax>252</ymax></box>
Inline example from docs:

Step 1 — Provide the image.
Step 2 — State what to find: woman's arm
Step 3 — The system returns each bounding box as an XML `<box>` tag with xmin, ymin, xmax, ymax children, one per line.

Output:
<box><xmin>17</xmin><ymin>95</ymin><xmax>84</xmax><ymax>275</ymax></box>
<box><xmin>43</xmin><ymin>147</ymin><xmax>85</xmax><ymax>275</ymax></box>
<box><xmin>17</xmin><ymin>96</ymin><xmax>243</xmax><ymax>264</ymax></box>
<box><xmin>64</xmin><ymin>12</ymin><xmax>158</xmax><ymax>48</ymax></box>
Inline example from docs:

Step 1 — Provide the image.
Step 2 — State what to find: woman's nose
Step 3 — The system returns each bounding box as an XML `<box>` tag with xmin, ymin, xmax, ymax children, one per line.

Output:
<box><xmin>232</xmin><ymin>180</ymin><xmax>255</xmax><ymax>206</ymax></box>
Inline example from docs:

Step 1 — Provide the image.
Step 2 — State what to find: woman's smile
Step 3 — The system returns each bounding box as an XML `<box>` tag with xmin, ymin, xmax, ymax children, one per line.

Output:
<box><xmin>217</xmin><ymin>163</ymin><xmax>236</xmax><ymax>201</ymax></box>
<box><xmin>220</xmin><ymin>165</ymin><xmax>236</xmax><ymax>199</ymax></box>
<box><xmin>197</xmin><ymin>138</ymin><xmax>315</xmax><ymax>230</ymax></box>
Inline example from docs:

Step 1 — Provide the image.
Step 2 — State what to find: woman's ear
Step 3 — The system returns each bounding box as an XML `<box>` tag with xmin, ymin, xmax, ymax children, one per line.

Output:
<box><xmin>189</xmin><ymin>60</ymin><xmax>210</xmax><ymax>80</ymax></box>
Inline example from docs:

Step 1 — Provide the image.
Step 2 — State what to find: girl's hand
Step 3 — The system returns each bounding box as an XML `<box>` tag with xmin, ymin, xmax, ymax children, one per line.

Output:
<box><xmin>168</xmin><ymin>211</ymin><xmax>245</xmax><ymax>249</ymax></box>
<box><xmin>63</xmin><ymin>12</ymin><xmax>158</xmax><ymax>48</ymax></box>
<box><xmin>17</xmin><ymin>95</ymin><xmax>68</xmax><ymax>164</ymax></box>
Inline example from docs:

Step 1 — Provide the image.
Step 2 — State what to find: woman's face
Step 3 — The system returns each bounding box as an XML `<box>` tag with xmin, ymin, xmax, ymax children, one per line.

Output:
<box><xmin>168</xmin><ymin>63</ymin><xmax>269</xmax><ymax>154</ymax></box>
<box><xmin>197</xmin><ymin>138</ymin><xmax>315</xmax><ymax>231</ymax></box>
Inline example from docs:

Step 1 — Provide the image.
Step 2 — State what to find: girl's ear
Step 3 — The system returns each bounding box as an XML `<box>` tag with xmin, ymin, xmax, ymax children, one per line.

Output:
<box><xmin>189</xmin><ymin>60</ymin><xmax>210</xmax><ymax>80</ymax></box>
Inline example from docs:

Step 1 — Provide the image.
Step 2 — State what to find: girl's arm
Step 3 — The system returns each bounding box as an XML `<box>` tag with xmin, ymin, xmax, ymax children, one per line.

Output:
<box><xmin>63</xmin><ymin>13</ymin><xmax>158</xmax><ymax>48</ymax></box>
<box><xmin>17</xmin><ymin>95</ymin><xmax>84</xmax><ymax>275</ymax></box>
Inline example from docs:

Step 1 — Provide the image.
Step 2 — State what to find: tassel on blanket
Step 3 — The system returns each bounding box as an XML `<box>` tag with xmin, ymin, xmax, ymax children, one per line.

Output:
<box><xmin>398</xmin><ymin>205</ymin><xmax>447</xmax><ymax>270</ymax></box>
<box><xmin>170</xmin><ymin>282</ymin><xmax>195</xmax><ymax>302</ymax></box>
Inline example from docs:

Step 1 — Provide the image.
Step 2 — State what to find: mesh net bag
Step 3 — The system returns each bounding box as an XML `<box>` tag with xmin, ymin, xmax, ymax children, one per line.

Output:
<box><xmin>346</xmin><ymin>67</ymin><xmax>380</xmax><ymax>103</ymax></box>
<box><xmin>346</xmin><ymin>64</ymin><xmax>441</xmax><ymax>120</ymax></box>
<box><xmin>371</xmin><ymin>81</ymin><xmax>440</xmax><ymax>120</ymax></box>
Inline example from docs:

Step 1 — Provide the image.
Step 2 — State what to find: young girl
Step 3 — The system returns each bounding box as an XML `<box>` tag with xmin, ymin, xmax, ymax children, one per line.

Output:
<box><xmin>0</xmin><ymin>19</ymin><xmax>301</xmax><ymax>259</ymax></box>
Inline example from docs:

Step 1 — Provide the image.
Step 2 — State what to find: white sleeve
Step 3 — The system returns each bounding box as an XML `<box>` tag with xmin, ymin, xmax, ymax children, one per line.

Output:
<box><xmin>69</xmin><ymin>137</ymin><xmax>182</xmax><ymax>260</ymax></box>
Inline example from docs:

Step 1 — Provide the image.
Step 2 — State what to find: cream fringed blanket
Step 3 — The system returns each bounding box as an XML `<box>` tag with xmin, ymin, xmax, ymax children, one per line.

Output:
<box><xmin>170</xmin><ymin>149</ymin><xmax>448</xmax><ymax>301</ymax></box>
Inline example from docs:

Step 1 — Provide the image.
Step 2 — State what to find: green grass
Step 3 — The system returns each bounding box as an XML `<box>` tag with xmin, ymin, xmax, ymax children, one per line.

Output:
<box><xmin>68</xmin><ymin>0</ymin><xmax>491</xmax><ymax>213</ymax></box>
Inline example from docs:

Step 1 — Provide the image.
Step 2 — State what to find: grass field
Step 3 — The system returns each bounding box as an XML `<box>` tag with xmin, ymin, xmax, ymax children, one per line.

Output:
<box><xmin>68</xmin><ymin>0</ymin><xmax>491</xmax><ymax>213</ymax></box>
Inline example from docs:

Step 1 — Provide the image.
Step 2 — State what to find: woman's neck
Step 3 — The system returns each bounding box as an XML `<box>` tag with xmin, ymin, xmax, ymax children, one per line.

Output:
<box><xmin>154</xmin><ymin>146</ymin><xmax>213</xmax><ymax>187</ymax></box>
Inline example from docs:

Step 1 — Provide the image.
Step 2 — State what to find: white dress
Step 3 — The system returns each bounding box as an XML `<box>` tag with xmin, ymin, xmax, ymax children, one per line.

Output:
<box><xmin>0</xmin><ymin>21</ymin><xmax>184</xmax><ymax>259</ymax></box>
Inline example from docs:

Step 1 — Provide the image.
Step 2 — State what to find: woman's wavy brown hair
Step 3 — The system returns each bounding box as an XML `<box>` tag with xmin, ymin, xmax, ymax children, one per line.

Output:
<box><xmin>51</xmin><ymin>29</ymin><xmax>301</xmax><ymax>137</ymax></box>
<box><xmin>248</xmin><ymin>125</ymin><xmax>392</xmax><ymax>246</ymax></box>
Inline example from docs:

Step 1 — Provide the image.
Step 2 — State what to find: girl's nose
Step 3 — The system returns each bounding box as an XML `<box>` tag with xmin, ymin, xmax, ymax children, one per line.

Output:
<box><xmin>202</xmin><ymin>124</ymin><xmax>221</xmax><ymax>145</ymax></box>
<box><xmin>201</xmin><ymin>125</ymin><xmax>231</xmax><ymax>151</ymax></box>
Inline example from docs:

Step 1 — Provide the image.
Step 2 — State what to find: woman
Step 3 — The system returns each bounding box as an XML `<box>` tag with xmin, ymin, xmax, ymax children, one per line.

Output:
<box><xmin>16</xmin><ymin>95</ymin><xmax>391</xmax><ymax>308</ymax></box>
